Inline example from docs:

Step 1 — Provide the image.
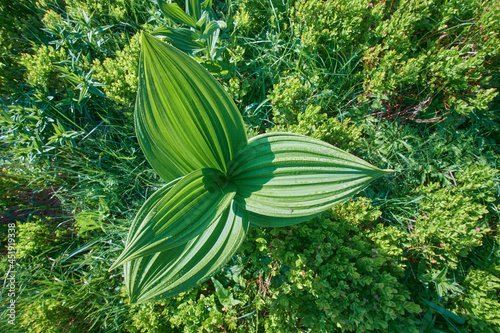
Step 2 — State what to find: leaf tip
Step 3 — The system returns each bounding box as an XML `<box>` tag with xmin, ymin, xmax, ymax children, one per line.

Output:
<box><xmin>108</xmin><ymin>260</ymin><xmax>121</xmax><ymax>272</ymax></box>
<box><xmin>109</xmin><ymin>250</ymin><xmax>131</xmax><ymax>271</ymax></box>
<box><xmin>128</xmin><ymin>293</ymin><xmax>138</xmax><ymax>304</ymax></box>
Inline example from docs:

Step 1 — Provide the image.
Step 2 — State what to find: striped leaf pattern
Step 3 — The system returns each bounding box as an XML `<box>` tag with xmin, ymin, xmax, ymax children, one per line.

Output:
<box><xmin>110</xmin><ymin>168</ymin><xmax>236</xmax><ymax>270</ymax></box>
<box><xmin>228</xmin><ymin>133</ymin><xmax>392</xmax><ymax>217</ymax></box>
<box><xmin>135</xmin><ymin>32</ymin><xmax>247</xmax><ymax>182</ymax></box>
<box><xmin>124</xmin><ymin>201</ymin><xmax>249</xmax><ymax>303</ymax></box>
<box><xmin>112</xmin><ymin>32</ymin><xmax>391</xmax><ymax>304</ymax></box>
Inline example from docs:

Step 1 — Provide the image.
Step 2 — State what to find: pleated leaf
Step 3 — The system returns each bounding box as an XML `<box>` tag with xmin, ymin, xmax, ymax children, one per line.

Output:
<box><xmin>151</xmin><ymin>27</ymin><xmax>204</xmax><ymax>55</ymax></box>
<box><xmin>127</xmin><ymin>177</ymin><xmax>182</xmax><ymax>238</ymax></box>
<box><xmin>200</xmin><ymin>21</ymin><xmax>226</xmax><ymax>41</ymax></box>
<box><xmin>228</xmin><ymin>133</ymin><xmax>392</xmax><ymax>218</ymax></box>
<box><xmin>124</xmin><ymin>201</ymin><xmax>249</xmax><ymax>303</ymax></box>
<box><xmin>134</xmin><ymin>107</ymin><xmax>184</xmax><ymax>182</ymax></box>
<box><xmin>158</xmin><ymin>0</ymin><xmax>197</xmax><ymax>28</ymax></box>
<box><xmin>247</xmin><ymin>211</ymin><xmax>319</xmax><ymax>228</ymax></box>
<box><xmin>110</xmin><ymin>168</ymin><xmax>236</xmax><ymax>269</ymax></box>
<box><xmin>186</xmin><ymin>0</ymin><xmax>202</xmax><ymax>22</ymax></box>
<box><xmin>201</xmin><ymin>0</ymin><xmax>212</xmax><ymax>10</ymax></box>
<box><xmin>135</xmin><ymin>32</ymin><xmax>247</xmax><ymax>181</ymax></box>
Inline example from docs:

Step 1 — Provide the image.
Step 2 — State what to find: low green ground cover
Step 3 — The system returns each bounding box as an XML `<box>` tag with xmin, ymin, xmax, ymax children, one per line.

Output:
<box><xmin>1</xmin><ymin>0</ymin><xmax>499</xmax><ymax>331</ymax></box>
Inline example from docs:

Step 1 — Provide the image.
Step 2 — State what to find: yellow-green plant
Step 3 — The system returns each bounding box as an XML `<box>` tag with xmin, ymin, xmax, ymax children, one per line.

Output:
<box><xmin>109</xmin><ymin>32</ymin><xmax>392</xmax><ymax>303</ymax></box>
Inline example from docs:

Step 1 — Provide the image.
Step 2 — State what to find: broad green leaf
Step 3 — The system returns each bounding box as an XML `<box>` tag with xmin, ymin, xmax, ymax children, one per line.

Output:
<box><xmin>206</xmin><ymin>27</ymin><xmax>220</xmax><ymax>59</ymax></box>
<box><xmin>135</xmin><ymin>33</ymin><xmax>247</xmax><ymax>181</ymax></box>
<box><xmin>212</xmin><ymin>278</ymin><xmax>242</xmax><ymax>308</ymax></box>
<box><xmin>228</xmin><ymin>133</ymin><xmax>392</xmax><ymax>217</ymax></box>
<box><xmin>420</xmin><ymin>297</ymin><xmax>465</xmax><ymax>325</ymax></box>
<box><xmin>248</xmin><ymin>211</ymin><xmax>318</xmax><ymax>228</ymax></box>
<box><xmin>196</xmin><ymin>11</ymin><xmax>208</xmax><ymax>29</ymax></box>
<box><xmin>201</xmin><ymin>0</ymin><xmax>213</xmax><ymax>10</ymax></box>
<box><xmin>134</xmin><ymin>108</ymin><xmax>184</xmax><ymax>181</ymax></box>
<box><xmin>110</xmin><ymin>168</ymin><xmax>236</xmax><ymax>269</ymax></box>
<box><xmin>151</xmin><ymin>27</ymin><xmax>204</xmax><ymax>54</ymax></box>
<box><xmin>200</xmin><ymin>21</ymin><xmax>225</xmax><ymax>59</ymax></box>
<box><xmin>124</xmin><ymin>201</ymin><xmax>249</xmax><ymax>303</ymax></box>
<box><xmin>200</xmin><ymin>21</ymin><xmax>225</xmax><ymax>41</ymax></box>
<box><xmin>186</xmin><ymin>0</ymin><xmax>201</xmax><ymax>22</ymax></box>
<box><xmin>158</xmin><ymin>0</ymin><xmax>197</xmax><ymax>28</ymax></box>
<box><xmin>127</xmin><ymin>177</ymin><xmax>182</xmax><ymax>237</ymax></box>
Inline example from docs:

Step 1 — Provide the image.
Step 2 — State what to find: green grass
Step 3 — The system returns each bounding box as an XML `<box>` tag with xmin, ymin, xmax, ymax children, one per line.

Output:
<box><xmin>1</xmin><ymin>0</ymin><xmax>499</xmax><ymax>332</ymax></box>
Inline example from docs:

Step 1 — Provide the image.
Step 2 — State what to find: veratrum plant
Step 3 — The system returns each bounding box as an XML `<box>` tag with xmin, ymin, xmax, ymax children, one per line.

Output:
<box><xmin>152</xmin><ymin>0</ymin><xmax>227</xmax><ymax>60</ymax></box>
<box><xmin>109</xmin><ymin>32</ymin><xmax>391</xmax><ymax>303</ymax></box>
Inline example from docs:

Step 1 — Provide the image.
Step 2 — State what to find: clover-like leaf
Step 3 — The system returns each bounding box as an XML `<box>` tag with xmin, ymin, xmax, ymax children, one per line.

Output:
<box><xmin>228</xmin><ymin>132</ymin><xmax>391</xmax><ymax>218</ymax></box>
<box><xmin>110</xmin><ymin>168</ymin><xmax>236</xmax><ymax>270</ymax></box>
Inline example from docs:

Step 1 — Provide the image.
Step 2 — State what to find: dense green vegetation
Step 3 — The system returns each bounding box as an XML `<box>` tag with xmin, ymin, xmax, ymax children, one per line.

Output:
<box><xmin>1</xmin><ymin>0</ymin><xmax>499</xmax><ymax>331</ymax></box>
